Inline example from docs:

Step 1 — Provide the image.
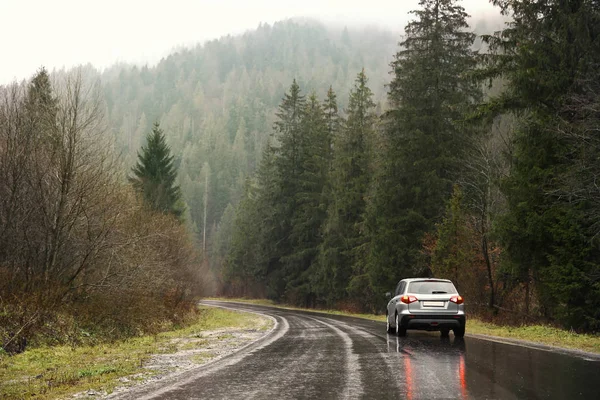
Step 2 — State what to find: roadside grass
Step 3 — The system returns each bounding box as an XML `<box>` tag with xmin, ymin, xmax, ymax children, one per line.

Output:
<box><xmin>208</xmin><ymin>297</ymin><xmax>600</xmax><ymax>354</ymax></box>
<box><xmin>0</xmin><ymin>306</ymin><xmax>271</xmax><ymax>400</ymax></box>
<box><xmin>466</xmin><ymin>319</ymin><xmax>600</xmax><ymax>354</ymax></box>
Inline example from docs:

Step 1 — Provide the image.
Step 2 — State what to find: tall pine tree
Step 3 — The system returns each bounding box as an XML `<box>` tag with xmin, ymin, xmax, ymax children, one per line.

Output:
<box><xmin>366</xmin><ymin>0</ymin><xmax>480</xmax><ymax>304</ymax></box>
<box><xmin>264</xmin><ymin>81</ymin><xmax>307</xmax><ymax>300</ymax></box>
<box><xmin>25</xmin><ymin>68</ymin><xmax>58</xmax><ymax>136</ymax></box>
<box><xmin>284</xmin><ymin>93</ymin><xmax>331</xmax><ymax>305</ymax></box>
<box><xmin>310</xmin><ymin>87</ymin><xmax>341</xmax><ymax>302</ymax></box>
<box><xmin>318</xmin><ymin>70</ymin><xmax>376</xmax><ymax>307</ymax></box>
<box><xmin>130</xmin><ymin>122</ymin><xmax>183</xmax><ymax>218</ymax></box>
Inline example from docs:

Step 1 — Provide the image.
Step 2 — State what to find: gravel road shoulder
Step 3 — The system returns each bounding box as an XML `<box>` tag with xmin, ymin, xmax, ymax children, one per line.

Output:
<box><xmin>72</xmin><ymin>310</ymin><xmax>274</xmax><ymax>399</ymax></box>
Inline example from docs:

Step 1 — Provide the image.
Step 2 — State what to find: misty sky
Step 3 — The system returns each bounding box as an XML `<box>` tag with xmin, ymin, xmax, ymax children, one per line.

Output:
<box><xmin>1</xmin><ymin>0</ymin><xmax>500</xmax><ymax>85</ymax></box>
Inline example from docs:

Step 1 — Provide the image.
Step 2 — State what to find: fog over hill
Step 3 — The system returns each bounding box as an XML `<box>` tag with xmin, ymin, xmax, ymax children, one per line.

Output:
<box><xmin>98</xmin><ymin>20</ymin><xmax>399</xmax><ymax>245</ymax></box>
<box><xmin>49</xmin><ymin>17</ymin><xmax>497</xmax><ymax>254</ymax></box>
<box><xmin>1</xmin><ymin>0</ymin><xmax>504</xmax><ymax>84</ymax></box>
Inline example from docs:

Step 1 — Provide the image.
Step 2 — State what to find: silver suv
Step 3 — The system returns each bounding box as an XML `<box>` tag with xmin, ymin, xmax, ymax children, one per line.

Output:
<box><xmin>385</xmin><ymin>278</ymin><xmax>466</xmax><ymax>337</ymax></box>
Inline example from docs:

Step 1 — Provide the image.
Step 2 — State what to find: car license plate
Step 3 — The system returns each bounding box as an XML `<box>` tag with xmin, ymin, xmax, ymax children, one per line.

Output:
<box><xmin>422</xmin><ymin>301</ymin><xmax>444</xmax><ymax>307</ymax></box>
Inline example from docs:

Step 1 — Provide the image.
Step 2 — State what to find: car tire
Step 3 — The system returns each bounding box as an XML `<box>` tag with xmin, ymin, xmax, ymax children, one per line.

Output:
<box><xmin>453</xmin><ymin>327</ymin><xmax>465</xmax><ymax>338</ymax></box>
<box><xmin>440</xmin><ymin>329</ymin><xmax>450</xmax><ymax>337</ymax></box>
<box><xmin>386</xmin><ymin>314</ymin><xmax>396</xmax><ymax>333</ymax></box>
<box><xmin>395</xmin><ymin>314</ymin><xmax>407</xmax><ymax>337</ymax></box>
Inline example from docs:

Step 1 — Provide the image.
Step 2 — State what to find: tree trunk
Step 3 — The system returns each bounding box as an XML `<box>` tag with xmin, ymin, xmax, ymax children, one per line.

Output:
<box><xmin>482</xmin><ymin>234</ymin><xmax>495</xmax><ymax>308</ymax></box>
<box><xmin>203</xmin><ymin>162</ymin><xmax>209</xmax><ymax>255</ymax></box>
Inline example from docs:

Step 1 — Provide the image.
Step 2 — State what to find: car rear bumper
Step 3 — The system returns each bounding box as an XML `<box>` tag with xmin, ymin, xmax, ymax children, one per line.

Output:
<box><xmin>400</xmin><ymin>315</ymin><xmax>466</xmax><ymax>331</ymax></box>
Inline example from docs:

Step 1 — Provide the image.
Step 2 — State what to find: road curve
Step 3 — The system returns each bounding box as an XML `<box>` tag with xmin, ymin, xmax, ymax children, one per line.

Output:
<box><xmin>113</xmin><ymin>301</ymin><xmax>600</xmax><ymax>400</ymax></box>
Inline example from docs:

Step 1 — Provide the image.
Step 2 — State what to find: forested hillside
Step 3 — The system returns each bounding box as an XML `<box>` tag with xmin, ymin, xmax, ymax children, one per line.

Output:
<box><xmin>96</xmin><ymin>17</ymin><xmax>502</xmax><ymax>269</ymax></box>
<box><xmin>98</xmin><ymin>20</ymin><xmax>398</xmax><ymax>254</ymax></box>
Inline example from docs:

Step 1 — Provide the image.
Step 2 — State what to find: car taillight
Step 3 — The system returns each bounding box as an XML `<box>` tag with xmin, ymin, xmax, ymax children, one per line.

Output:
<box><xmin>401</xmin><ymin>295</ymin><xmax>418</xmax><ymax>304</ymax></box>
<box><xmin>450</xmin><ymin>295</ymin><xmax>464</xmax><ymax>305</ymax></box>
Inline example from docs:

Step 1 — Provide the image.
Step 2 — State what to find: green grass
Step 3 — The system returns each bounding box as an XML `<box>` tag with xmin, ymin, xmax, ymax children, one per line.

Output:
<box><xmin>0</xmin><ymin>306</ymin><xmax>272</xmax><ymax>400</ymax></box>
<box><xmin>466</xmin><ymin>319</ymin><xmax>600</xmax><ymax>354</ymax></box>
<box><xmin>209</xmin><ymin>297</ymin><xmax>600</xmax><ymax>354</ymax></box>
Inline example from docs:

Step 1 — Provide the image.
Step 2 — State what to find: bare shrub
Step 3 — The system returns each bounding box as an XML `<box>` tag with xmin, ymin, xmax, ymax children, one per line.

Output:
<box><xmin>0</xmin><ymin>70</ymin><xmax>202</xmax><ymax>353</ymax></box>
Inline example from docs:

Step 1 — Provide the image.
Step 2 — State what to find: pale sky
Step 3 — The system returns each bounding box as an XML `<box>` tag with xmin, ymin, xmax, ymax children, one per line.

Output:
<box><xmin>0</xmin><ymin>0</ymin><xmax>500</xmax><ymax>84</ymax></box>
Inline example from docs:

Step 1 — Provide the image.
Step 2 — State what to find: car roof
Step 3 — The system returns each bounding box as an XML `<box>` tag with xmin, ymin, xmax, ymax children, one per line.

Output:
<box><xmin>400</xmin><ymin>278</ymin><xmax>453</xmax><ymax>283</ymax></box>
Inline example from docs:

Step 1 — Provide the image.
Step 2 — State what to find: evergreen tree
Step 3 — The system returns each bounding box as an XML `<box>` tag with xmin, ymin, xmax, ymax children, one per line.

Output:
<box><xmin>130</xmin><ymin>122</ymin><xmax>183</xmax><ymax>218</ymax></box>
<box><xmin>212</xmin><ymin>203</ymin><xmax>236</xmax><ymax>264</ymax></box>
<box><xmin>25</xmin><ymin>68</ymin><xmax>58</xmax><ymax>130</ymax></box>
<box><xmin>226</xmin><ymin>142</ymin><xmax>282</xmax><ymax>297</ymax></box>
<box><xmin>431</xmin><ymin>185</ymin><xmax>477</xmax><ymax>289</ymax></box>
<box><xmin>483</xmin><ymin>0</ymin><xmax>600</xmax><ymax>329</ymax></box>
<box><xmin>274</xmin><ymin>79</ymin><xmax>306</xmax><ymax>190</ymax></box>
<box><xmin>260</xmin><ymin>80</ymin><xmax>307</xmax><ymax>301</ymax></box>
<box><xmin>24</xmin><ymin>68</ymin><xmax>59</xmax><ymax>150</ymax></box>
<box><xmin>225</xmin><ymin>180</ymin><xmax>262</xmax><ymax>295</ymax></box>
<box><xmin>284</xmin><ymin>93</ymin><xmax>330</xmax><ymax>305</ymax></box>
<box><xmin>322</xmin><ymin>86</ymin><xmax>339</xmax><ymax>171</ymax></box>
<box><xmin>311</xmin><ymin>87</ymin><xmax>341</xmax><ymax>300</ymax></box>
<box><xmin>319</xmin><ymin>70</ymin><xmax>376</xmax><ymax>306</ymax></box>
<box><xmin>366</xmin><ymin>0</ymin><xmax>480</xmax><ymax>305</ymax></box>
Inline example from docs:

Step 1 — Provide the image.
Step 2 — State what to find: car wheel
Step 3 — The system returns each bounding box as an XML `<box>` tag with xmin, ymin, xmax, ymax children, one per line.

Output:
<box><xmin>440</xmin><ymin>329</ymin><xmax>450</xmax><ymax>337</ymax></box>
<box><xmin>386</xmin><ymin>314</ymin><xmax>396</xmax><ymax>333</ymax></box>
<box><xmin>453</xmin><ymin>327</ymin><xmax>465</xmax><ymax>338</ymax></box>
<box><xmin>395</xmin><ymin>314</ymin><xmax>406</xmax><ymax>337</ymax></box>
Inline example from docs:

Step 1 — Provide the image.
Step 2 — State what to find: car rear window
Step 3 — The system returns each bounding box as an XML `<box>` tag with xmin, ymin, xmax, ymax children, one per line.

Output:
<box><xmin>407</xmin><ymin>281</ymin><xmax>457</xmax><ymax>294</ymax></box>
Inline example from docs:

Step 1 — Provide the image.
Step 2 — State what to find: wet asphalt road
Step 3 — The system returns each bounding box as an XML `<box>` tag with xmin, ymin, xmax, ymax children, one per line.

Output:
<box><xmin>117</xmin><ymin>301</ymin><xmax>600</xmax><ymax>400</ymax></box>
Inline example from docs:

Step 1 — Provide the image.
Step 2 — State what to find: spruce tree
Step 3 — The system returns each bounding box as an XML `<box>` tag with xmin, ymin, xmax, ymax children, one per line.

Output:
<box><xmin>226</xmin><ymin>142</ymin><xmax>281</xmax><ymax>297</ymax></box>
<box><xmin>225</xmin><ymin>179</ymin><xmax>264</xmax><ymax>295</ymax></box>
<box><xmin>311</xmin><ymin>87</ymin><xmax>341</xmax><ymax>301</ymax></box>
<box><xmin>319</xmin><ymin>70</ymin><xmax>376</xmax><ymax>306</ymax></box>
<box><xmin>258</xmin><ymin>142</ymin><xmax>288</xmax><ymax>299</ymax></box>
<box><xmin>24</xmin><ymin>68</ymin><xmax>59</xmax><ymax>151</ymax></box>
<box><xmin>366</xmin><ymin>0</ymin><xmax>480</xmax><ymax>304</ymax></box>
<box><xmin>284</xmin><ymin>93</ymin><xmax>330</xmax><ymax>305</ymax></box>
<box><xmin>322</xmin><ymin>86</ymin><xmax>339</xmax><ymax>171</ymax></box>
<box><xmin>25</xmin><ymin>68</ymin><xmax>58</xmax><ymax>131</ymax></box>
<box><xmin>430</xmin><ymin>185</ymin><xmax>477</xmax><ymax>289</ymax></box>
<box><xmin>255</xmin><ymin>81</ymin><xmax>307</xmax><ymax>301</ymax></box>
<box><xmin>130</xmin><ymin>122</ymin><xmax>183</xmax><ymax>218</ymax></box>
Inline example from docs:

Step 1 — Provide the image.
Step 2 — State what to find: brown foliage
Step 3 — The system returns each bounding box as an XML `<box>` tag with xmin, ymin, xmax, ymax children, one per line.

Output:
<box><xmin>0</xmin><ymin>70</ymin><xmax>202</xmax><ymax>354</ymax></box>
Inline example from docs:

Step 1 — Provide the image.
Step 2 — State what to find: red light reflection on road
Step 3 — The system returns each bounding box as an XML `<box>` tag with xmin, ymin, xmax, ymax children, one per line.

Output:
<box><xmin>403</xmin><ymin>355</ymin><xmax>414</xmax><ymax>400</ymax></box>
<box><xmin>459</xmin><ymin>353</ymin><xmax>468</xmax><ymax>399</ymax></box>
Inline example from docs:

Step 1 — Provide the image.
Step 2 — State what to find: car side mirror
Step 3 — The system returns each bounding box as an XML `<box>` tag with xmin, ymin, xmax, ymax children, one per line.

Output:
<box><xmin>385</xmin><ymin>292</ymin><xmax>392</xmax><ymax>299</ymax></box>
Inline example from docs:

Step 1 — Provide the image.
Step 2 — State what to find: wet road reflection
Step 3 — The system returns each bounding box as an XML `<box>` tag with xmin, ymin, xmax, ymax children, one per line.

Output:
<box><xmin>382</xmin><ymin>328</ymin><xmax>600</xmax><ymax>399</ymax></box>
<box><xmin>114</xmin><ymin>301</ymin><xmax>600</xmax><ymax>400</ymax></box>
<box><xmin>464</xmin><ymin>336</ymin><xmax>600</xmax><ymax>399</ymax></box>
<box><xmin>386</xmin><ymin>334</ymin><xmax>468</xmax><ymax>399</ymax></box>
